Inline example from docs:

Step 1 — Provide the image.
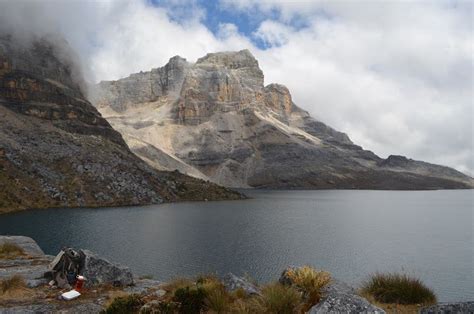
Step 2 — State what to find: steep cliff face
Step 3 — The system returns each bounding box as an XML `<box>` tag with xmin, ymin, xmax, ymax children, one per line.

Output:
<box><xmin>0</xmin><ymin>35</ymin><xmax>241</xmax><ymax>213</ymax></box>
<box><xmin>92</xmin><ymin>50</ymin><xmax>473</xmax><ymax>190</ymax></box>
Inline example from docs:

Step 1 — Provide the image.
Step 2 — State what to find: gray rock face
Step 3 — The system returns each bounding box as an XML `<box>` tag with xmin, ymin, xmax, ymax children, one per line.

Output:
<box><xmin>0</xmin><ymin>34</ymin><xmax>242</xmax><ymax>214</ymax></box>
<box><xmin>309</xmin><ymin>280</ymin><xmax>385</xmax><ymax>314</ymax></box>
<box><xmin>222</xmin><ymin>273</ymin><xmax>260</xmax><ymax>295</ymax></box>
<box><xmin>420</xmin><ymin>302</ymin><xmax>474</xmax><ymax>314</ymax></box>
<box><xmin>81</xmin><ymin>250</ymin><xmax>133</xmax><ymax>287</ymax></box>
<box><xmin>92</xmin><ymin>49</ymin><xmax>474</xmax><ymax>190</ymax></box>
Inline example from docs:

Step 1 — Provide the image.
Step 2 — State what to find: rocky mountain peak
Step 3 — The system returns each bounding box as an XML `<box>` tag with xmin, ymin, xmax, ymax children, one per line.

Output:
<box><xmin>264</xmin><ymin>83</ymin><xmax>293</xmax><ymax>117</ymax></box>
<box><xmin>93</xmin><ymin>50</ymin><xmax>473</xmax><ymax>190</ymax></box>
<box><xmin>195</xmin><ymin>49</ymin><xmax>258</xmax><ymax>69</ymax></box>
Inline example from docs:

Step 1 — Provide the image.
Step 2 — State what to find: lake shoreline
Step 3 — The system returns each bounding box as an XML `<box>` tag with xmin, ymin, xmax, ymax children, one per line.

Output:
<box><xmin>3</xmin><ymin>235</ymin><xmax>473</xmax><ymax>313</ymax></box>
<box><xmin>1</xmin><ymin>190</ymin><xmax>472</xmax><ymax>302</ymax></box>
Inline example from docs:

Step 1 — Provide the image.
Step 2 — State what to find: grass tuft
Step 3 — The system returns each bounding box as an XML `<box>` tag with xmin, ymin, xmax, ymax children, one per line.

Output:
<box><xmin>1</xmin><ymin>275</ymin><xmax>27</xmax><ymax>294</ymax></box>
<box><xmin>101</xmin><ymin>294</ymin><xmax>144</xmax><ymax>314</ymax></box>
<box><xmin>0</xmin><ymin>242</ymin><xmax>25</xmax><ymax>259</ymax></box>
<box><xmin>285</xmin><ymin>265</ymin><xmax>331</xmax><ymax>307</ymax></box>
<box><xmin>255</xmin><ymin>282</ymin><xmax>302</xmax><ymax>314</ymax></box>
<box><xmin>361</xmin><ymin>273</ymin><xmax>436</xmax><ymax>305</ymax></box>
<box><xmin>173</xmin><ymin>285</ymin><xmax>207</xmax><ymax>314</ymax></box>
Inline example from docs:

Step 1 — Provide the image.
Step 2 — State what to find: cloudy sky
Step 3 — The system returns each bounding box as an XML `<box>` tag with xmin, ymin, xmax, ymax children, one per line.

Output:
<box><xmin>1</xmin><ymin>0</ymin><xmax>473</xmax><ymax>175</ymax></box>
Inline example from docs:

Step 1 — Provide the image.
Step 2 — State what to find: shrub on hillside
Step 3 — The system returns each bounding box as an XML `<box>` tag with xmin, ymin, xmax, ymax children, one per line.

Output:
<box><xmin>255</xmin><ymin>282</ymin><xmax>302</xmax><ymax>314</ymax></box>
<box><xmin>173</xmin><ymin>286</ymin><xmax>207</xmax><ymax>314</ymax></box>
<box><xmin>284</xmin><ymin>265</ymin><xmax>331</xmax><ymax>306</ymax></box>
<box><xmin>102</xmin><ymin>294</ymin><xmax>144</xmax><ymax>314</ymax></box>
<box><xmin>361</xmin><ymin>273</ymin><xmax>436</xmax><ymax>305</ymax></box>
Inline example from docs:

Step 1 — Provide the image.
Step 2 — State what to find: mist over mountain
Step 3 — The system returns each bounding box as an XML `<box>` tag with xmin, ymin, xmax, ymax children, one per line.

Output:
<box><xmin>0</xmin><ymin>35</ymin><xmax>241</xmax><ymax>213</ymax></box>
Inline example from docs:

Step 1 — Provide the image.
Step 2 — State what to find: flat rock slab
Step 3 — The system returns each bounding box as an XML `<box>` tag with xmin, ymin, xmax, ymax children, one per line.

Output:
<box><xmin>0</xmin><ymin>236</ymin><xmax>51</xmax><ymax>288</ymax></box>
<box><xmin>0</xmin><ymin>236</ymin><xmax>45</xmax><ymax>256</ymax></box>
<box><xmin>310</xmin><ymin>280</ymin><xmax>385</xmax><ymax>314</ymax></box>
<box><xmin>420</xmin><ymin>302</ymin><xmax>474</xmax><ymax>314</ymax></box>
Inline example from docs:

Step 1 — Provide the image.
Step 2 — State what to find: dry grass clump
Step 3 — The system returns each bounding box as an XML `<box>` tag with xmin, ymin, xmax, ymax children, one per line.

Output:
<box><xmin>1</xmin><ymin>275</ymin><xmax>27</xmax><ymax>294</ymax></box>
<box><xmin>107</xmin><ymin>269</ymin><xmax>332</xmax><ymax>313</ymax></box>
<box><xmin>0</xmin><ymin>275</ymin><xmax>36</xmax><ymax>303</ymax></box>
<box><xmin>101</xmin><ymin>294</ymin><xmax>144</xmax><ymax>314</ymax></box>
<box><xmin>361</xmin><ymin>273</ymin><xmax>436</xmax><ymax>305</ymax></box>
<box><xmin>0</xmin><ymin>242</ymin><xmax>25</xmax><ymax>259</ymax></box>
<box><xmin>285</xmin><ymin>265</ymin><xmax>331</xmax><ymax>306</ymax></box>
<box><xmin>254</xmin><ymin>282</ymin><xmax>302</xmax><ymax>314</ymax></box>
<box><xmin>162</xmin><ymin>277</ymin><xmax>195</xmax><ymax>294</ymax></box>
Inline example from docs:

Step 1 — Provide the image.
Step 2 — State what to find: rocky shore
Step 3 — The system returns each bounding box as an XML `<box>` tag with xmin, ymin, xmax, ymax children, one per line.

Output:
<box><xmin>1</xmin><ymin>236</ymin><xmax>471</xmax><ymax>313</ymax></box>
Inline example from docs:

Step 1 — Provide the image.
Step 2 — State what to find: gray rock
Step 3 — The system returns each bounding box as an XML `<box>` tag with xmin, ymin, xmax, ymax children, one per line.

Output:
<box><xmin>0</xmin><ymin>236</ymin><xmax>45</xmax><ymax>256</ymax></box>
<box><xmin>420</xmin><ymin>302</ymin><xmax>474</xmax><ymax>314</ymax></box>
<box><xmin>81</xmin><ymin>250</ymin><xmax>134</xmax><ymax>287</ymax></box>
<box><xmin>222</xmin><ymin>273</ymin><xmax>260</xmax><ymax>295</ymax></box>
<box><xmin>0</xmin><ymin>236</ymin><xmax>51</xmax><ymax>287</ymax></box>
<box><xmin>309</xmin><ymin>280</ymin><xmax>385</xmax><ymax>314</ymax></box>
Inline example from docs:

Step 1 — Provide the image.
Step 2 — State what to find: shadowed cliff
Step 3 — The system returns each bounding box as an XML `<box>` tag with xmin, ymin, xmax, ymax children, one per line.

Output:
<box><xmin>0</xmin><ymin>35</ymin><xmax>242</xmax><ymax>213</ymax></box>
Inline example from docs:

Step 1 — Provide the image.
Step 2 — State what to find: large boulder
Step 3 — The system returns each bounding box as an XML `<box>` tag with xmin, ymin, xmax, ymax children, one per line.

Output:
<box><xmin>81</xmin><ymin>250</ymin><xmax>134</xmax><ymax>287</ymax></box>
<box><xmin>0</xmin><ymin>235</ymin><xmax>45</xmax><ymax>256</ymax></box>
<box><xmin>222</xmin><ymin>273</ymin><xmax>260</xmax><ymax>295</ymax></box>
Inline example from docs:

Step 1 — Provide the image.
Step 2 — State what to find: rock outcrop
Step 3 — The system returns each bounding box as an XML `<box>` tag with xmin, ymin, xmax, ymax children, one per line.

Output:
<box><xmin>92</xmin><ymin>50</ymin><xmax>474</xmax><ymax>190</ymax></box>
<box><xmin>81</xmin><ymin>250</ymin><xmax>134</xmax><ymax>288</ymax></box>
<box><xmin>0</xmin><ymin>35</ymin><xmax>242</xmax><ymax>213</ymax></box>
<box><xmin>222</xmin><ymin>273</ymin><xmax>260</xmax><ymax>295</ymax></box>
<box><xmin>309</xmin><ymin>280</ymin><xmax>385</xmax><ymax>314</ymax></box>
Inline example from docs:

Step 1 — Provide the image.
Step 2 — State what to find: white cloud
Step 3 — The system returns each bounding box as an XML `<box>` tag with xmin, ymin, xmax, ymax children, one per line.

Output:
<box><xmin>0</xmin><ymin>0</ymin><xmax>472</xmax><ymax>175</ymax></box>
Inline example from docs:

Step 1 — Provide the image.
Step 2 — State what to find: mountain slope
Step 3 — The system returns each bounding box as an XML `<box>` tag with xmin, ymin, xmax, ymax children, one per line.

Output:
<box><xmin>0</xmin><ymin>35</ymin><xmax>241</xmax><ymax>214</ymax></box>
<box><xmin>92</xmin><ymin>50</ymin><xmax>473</xmax><ymax>190</ymax></box>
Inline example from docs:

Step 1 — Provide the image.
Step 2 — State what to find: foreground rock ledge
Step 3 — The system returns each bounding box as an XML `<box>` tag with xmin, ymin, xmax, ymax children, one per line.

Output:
<box><xmin>0</xmin><ymin>236</ymin><xmax>471</xmax><ymax>313</ymax></box>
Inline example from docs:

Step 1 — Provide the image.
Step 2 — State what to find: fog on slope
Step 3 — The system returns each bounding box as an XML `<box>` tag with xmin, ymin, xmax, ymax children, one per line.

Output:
<box><xmin>0</xmin><ymin>0</ymin><xmax>471</xmax><ymax>176</ymax></box>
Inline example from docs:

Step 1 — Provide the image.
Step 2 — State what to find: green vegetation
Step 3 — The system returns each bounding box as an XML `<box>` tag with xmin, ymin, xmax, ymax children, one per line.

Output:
<box><xmin>102</xmin><ymin>294</ymin><xmax>144</xmax><ymax>314</ymax></box>
<box><xmin>0</xmin><ymin>242</ymin><xmax>25</xmax><ymax>259</ymax></box>
<box><xmin>106</xmin><ymin>268</ymin><xmax>443</xmax><ymax>314</ymax></box>
<box><xmin>173</xmin><ymin>286</ymin><xmax>207</xmax><ymax>314</ymax></box>
<box><xmin>1</xmin><ymin>275</ymin><xmax>27</xmax><ymax>294</ymax></box>
<box><xmin>361</xmin><ymin>273</ymin><xmax>437</xmax><ymax>305</ymax></box>
<box><xmin>151</xmin><ymin>267</ymin><xmax>328</xmax><ymax>313</ymax></box>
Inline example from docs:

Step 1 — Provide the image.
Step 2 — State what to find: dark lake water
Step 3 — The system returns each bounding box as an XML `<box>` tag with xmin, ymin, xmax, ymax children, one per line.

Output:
<box><xmin>0</xmin><ymin>190</ymin><xmax>472</xmax><ymax>302</ymax></box>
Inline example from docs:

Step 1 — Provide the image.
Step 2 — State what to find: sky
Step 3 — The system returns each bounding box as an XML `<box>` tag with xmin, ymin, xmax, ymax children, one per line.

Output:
<box><xmin>0</xmin><ymin>0</ymin><xmax>473</xmax><ymax>175</ymax></box>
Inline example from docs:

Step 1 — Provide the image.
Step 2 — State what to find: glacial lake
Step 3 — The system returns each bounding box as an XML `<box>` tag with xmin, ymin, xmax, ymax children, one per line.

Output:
<box><xmin>0</xmin><ymin>190</ymin><xmax>472</xmax><ymax>302</ymax></box>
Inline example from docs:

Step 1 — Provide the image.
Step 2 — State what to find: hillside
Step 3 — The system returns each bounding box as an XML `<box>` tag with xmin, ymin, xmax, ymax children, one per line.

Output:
<box><xmin>0</xmin><ymin>35</ymin><xmax>242</xmax><ymax>214</ymax></box>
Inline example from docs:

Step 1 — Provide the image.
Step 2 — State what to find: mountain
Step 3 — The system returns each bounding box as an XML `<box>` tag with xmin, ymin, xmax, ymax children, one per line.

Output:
<box><xmin>92</xmin><ymin>50</ymin><xmax>473</xmax><ymax>190</ymax></box>
<box><xmin>0</xmin><ymin>35</ymin><xmax>242</xmax><ymax>214</ymax></box>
